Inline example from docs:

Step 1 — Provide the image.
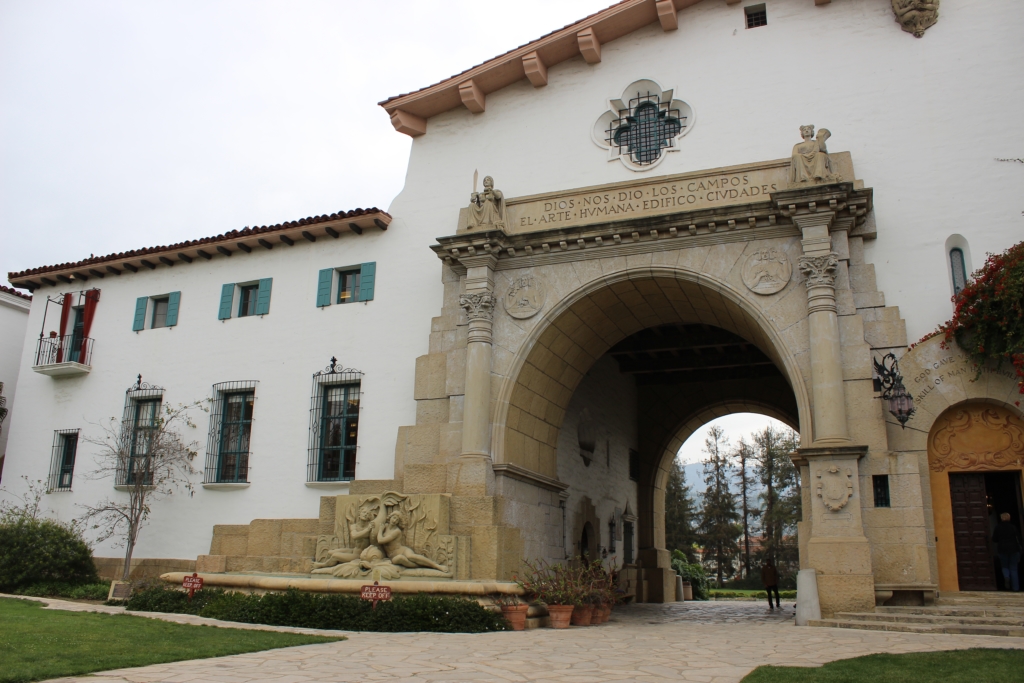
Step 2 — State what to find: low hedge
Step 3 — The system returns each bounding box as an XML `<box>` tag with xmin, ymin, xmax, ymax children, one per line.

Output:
<box><xmin>15</xmin><ymin>582</ymin><xmax>110</xmax><ymax>601</ymax></box>
<box><xmin>122</xmin><ymin>585</ymin><xmax>508</xmax><ymax>633</ymax></box>
<box><xmin>0</xmin><ymin>517</ymin><xmax>99</xmax><ymax>592</ymax></box>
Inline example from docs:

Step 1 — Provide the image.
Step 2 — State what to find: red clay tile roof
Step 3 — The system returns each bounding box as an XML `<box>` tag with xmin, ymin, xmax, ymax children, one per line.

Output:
<box><xmin>9</xmin><ymin>207</ymin><xmax>391</xmax><ymax>289</ymax></box>
<box><xmin>0</xmin><ymin>284</ymin><xmax>32</xmax><ymax>301</ymax></box>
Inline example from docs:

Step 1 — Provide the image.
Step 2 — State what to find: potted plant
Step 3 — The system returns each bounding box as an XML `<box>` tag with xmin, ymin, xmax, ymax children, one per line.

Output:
<box><xmin>491</xmin><ymin>593</ymin><xmax>529</xmax><ymax>631</ymax></box>
<box><xmin>515</xmin><ymin>560</ymin><xmax>575</xmax><ymax>628</ymax></box>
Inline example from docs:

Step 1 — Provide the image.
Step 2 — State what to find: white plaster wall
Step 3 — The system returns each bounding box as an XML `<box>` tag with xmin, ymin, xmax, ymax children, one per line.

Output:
<box><xmin>0</xmin><ymin>227</ymin><xmax>440</xmax><ymax>560</ymax></box>
<box><xmin>556</xmin><ymin>356</ymin><xmax>638</xmax><ymax>569</ymax></box>
<box><xmin>0</xmin><ymin>292</ymin><xmax>31</xmax><ymax>464</ymax></box>
<box><xmin>392</xmin><ymin>0</ymin><xmax>1023</xmax><ymax>344</ymax></box>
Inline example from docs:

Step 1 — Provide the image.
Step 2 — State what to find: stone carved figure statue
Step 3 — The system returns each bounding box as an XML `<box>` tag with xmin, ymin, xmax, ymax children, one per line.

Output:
<box><xmin>467</xmin><ymin>175</ymin><xmax>508</xmax><ymax>231</ymax></box>
<box><xmin>310</xmin><ymin>491</ymin><xmax>452</xmax><ymax>579</ymax></box>
<box><xmin>891</xmin><ymin>0</ymin><xmax>939</xmax><ymax>38</ymax></box>
<box><xmin>789</xmin><ymin>125</ymin><xmax>841</xmax><ymax>187</ymax></box>
<box><xmin>378</xmin><ymin>511</ymin><xmax>448</xmax><ymax>572</ymax></box>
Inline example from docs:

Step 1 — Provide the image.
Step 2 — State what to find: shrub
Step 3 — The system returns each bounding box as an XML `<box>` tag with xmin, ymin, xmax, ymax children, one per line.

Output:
<box><xmin>15</xmin><ymin>582</ymin><xmax>110</xmax><ymax>600</ymax></box>
<box><xmin>124</xmin><ymin>585</ymin><xmax>508</xmax><ymax>633</ymax></box>
<box><xmin>671</xmin><ymin>549</ymin><xmax>710</xmax><ymax>600</ymax></box>
<box><xmin>0</xmin><ymin>516</ymin><xmax>99</xmax><ymax>592</ymax></box>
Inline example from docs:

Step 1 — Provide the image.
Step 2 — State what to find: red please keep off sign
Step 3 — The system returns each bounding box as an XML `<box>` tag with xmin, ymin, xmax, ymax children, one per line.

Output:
<box><xmin>182</xmin><ymin>574</ymin><xmax>204</xmax><ymax>590</ymax></box>
<box><xmin>360</xmin><ymin>584</ymin><xmax>392</xmax><ymax>602</ymax></box>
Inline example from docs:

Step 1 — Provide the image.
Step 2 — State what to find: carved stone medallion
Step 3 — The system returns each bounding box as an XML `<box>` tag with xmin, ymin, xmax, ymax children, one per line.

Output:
<box><xmin>741</xmin><ymin>248</ymin><xmax>792</xmax><ymax>295</ymax></box>
<box><xmin>816</xmin><ymin>465</ymin><xmax>854</xmax><ymax>512</ymax></box>
<box><xmin>503</xmin><ymin>274</ymin><xmax>546</xmax><ymax>319</ymax></box>
<box><xmin>892</xmin><ymin>0</ymin><xmax>939</xmax><ymax>38</ymax></box>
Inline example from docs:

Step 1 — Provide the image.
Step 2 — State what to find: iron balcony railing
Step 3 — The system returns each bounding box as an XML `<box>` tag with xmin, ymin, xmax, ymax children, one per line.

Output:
<box><xmin>35</xmin><ymin>334</ymin><xmax>94</xmax><ymax>367</ymax></box>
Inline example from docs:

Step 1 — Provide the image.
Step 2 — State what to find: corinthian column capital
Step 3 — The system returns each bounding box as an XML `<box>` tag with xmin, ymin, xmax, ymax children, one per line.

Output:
<box><xmin>459</xmin><ymin>292</ymin><xmax>496</xmax><ymax>322</ymax></box>
<box><xmin>799</xmin><ymin>253</ymin><xmax>839</xmax><ymax>288</ymax></box>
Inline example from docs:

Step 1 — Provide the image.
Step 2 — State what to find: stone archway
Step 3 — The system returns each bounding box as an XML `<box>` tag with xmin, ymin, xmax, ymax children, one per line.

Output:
<box><xmin>490</xmin><ymin>268</ymin><xmax>811</xmax><ymax>597</ymax></box>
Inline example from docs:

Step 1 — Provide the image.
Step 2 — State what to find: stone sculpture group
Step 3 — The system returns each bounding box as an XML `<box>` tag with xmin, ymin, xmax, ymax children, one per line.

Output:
<box><xmin>311</xmin><ymin>491</ymin><xmax>453</xmax><ymax>579</ymax></box>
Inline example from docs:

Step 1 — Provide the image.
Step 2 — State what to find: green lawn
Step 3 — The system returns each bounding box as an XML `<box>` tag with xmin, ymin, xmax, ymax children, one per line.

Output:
<box><xmin>0</xmin><ymin>598</ymin><xmax>342</xmax><ymax>683</ymax></box>
<box><xmin>742</xmin><ymin>649</ymin><xmax>1024</xmax><ymax>683</ymax></box>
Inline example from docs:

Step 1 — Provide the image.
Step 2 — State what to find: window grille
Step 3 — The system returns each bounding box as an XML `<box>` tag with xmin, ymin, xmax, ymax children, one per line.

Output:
<box><xmin>745</xmin><ymin>4</ymin><xmax>767</xmax><ymax>29</ymax></box>
<box><xmin>48</xmin><ymin>429</ymin><xmax>80</xmax><ymax>491</ymax></box>
<box><xmin>950</xmin><ymin>248</ymin><xmax>967</xmax><ymax>295</ymax></box>
<box><xmin>605</xmin><ymin>92</ymin><xmax>685</xmax><ymax>166</ymax></box>
<box><xmin>116</xmin><ymin>375</ymin><xmax>164</xmax><ymax>486</ymax></box>
<box><xmin>204</xmin><ymin>380</ymin><xmax>258</xmax><ymax>483</ymax></box>
<box><xmin>307</xmin><ymin>358</ymin><xmax>363</xmax><ymax>482</ymax></box>
<box><xmin>873</xmin><ymin>475</ymin><xmax>891</xmax><ymax>508</ymax></box>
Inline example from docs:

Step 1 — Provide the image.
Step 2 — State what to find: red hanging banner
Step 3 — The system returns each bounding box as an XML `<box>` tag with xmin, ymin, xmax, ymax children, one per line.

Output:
<box><xmin>79</xmin><ymin>289</ymin><xmax>100</xmax><ymax>362</ymax></box>
<box><xmin>56</xmin><ymin>292</ymin><xmax>73</xmax><ymax>363</ymax></box>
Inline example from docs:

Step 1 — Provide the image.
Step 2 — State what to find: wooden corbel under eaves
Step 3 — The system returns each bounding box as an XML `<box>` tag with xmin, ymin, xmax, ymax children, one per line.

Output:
<box><xmin>656</xmin><ymin>0</ymin><xmax>678</xmax><ymax>30</ymax></box>
<box><xmin>390</xmin><ymin>109</ymin><xmax>426</xmax><ymax>137</ymax></box>
<box><xmin>458</xmin><ymin>79</ymin><xmax>486</xmax><ymax>113</ymax></box>
<box><xmin>577</xmin><ymin>28</ymin><xmax>602</xmax><ymax>64</ymax></box>
<box><xmin>523</xmin><ymin>51</ymin><xmax>548</xmax><ymax>87</ymax></box>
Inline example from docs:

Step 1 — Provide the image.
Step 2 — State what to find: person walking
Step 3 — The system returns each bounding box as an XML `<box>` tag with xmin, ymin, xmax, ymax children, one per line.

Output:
<box><xmin>993</xmin><ymin>512</ymin><xmax>1022</xmax><ymax>592</ymax></box>
<box><xmin>761</xmin><ymin>558</ymin><xmax>781</xmax><ymax>609</ymax></box>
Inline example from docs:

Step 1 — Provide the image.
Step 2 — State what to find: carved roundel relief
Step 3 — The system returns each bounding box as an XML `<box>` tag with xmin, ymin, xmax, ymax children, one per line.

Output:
<box><xmin>592</xmin><ymin>79</ymin><xmax>695</xmax><ymax>172</ymax></box>
<box><xmin>741</xmin><ymin>247</ymin><xmax>792</xmax><ymax>295</ymax></box>
<box><xmin>504</xmin><ymin>273</ymin><xmax>546</xmax><ymax>319</ymax></box>
<box><xmin>816</xmin><ymin>465</ymin><xmax>854</xmax><ymax>512</ymax></box>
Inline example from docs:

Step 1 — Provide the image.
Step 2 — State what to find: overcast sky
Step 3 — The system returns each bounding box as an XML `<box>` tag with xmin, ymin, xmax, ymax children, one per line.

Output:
<box><xmin>0</xmin><ymin>0</ymin><xmax>616</xmax><ymax>285</ymax></box>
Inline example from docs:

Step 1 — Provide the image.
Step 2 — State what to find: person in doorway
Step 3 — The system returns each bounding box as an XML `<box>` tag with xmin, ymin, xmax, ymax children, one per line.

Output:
<box><xmin>761</xmin><ymin>558</ymin><xmax>781</xmax><ymax>609</ymax></box>
<box><xmin>993</xmin><ymin>512</ymin><xmax>1022</xmax><ymax>591</ymax></box>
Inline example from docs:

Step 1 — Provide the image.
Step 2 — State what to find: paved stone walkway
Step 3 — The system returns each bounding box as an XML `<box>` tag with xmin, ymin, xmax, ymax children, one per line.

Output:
<box><xmin>14</xmin><ymin>596</ymin><xmax>1024</xmax><ymax>683</ymax></box>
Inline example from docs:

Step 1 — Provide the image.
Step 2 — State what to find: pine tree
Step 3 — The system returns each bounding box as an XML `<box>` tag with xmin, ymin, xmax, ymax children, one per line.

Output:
<box><xmin>753</xmin><ymin>425</ymin><xmax>801</xmax><ymax>580</ymax></box>
<box><xmin>697</xmin><ymin>425</ymin><xmax>741</xmax><ymax>587</ymax></box>
<box><xmin>665</xmin><ymin>455</ymin><xmax>699</xmax><ymax>563</ymax></box>
<box><xmin>732</xmin><ymin>438</ymin><xmax>757</xmax><ymax>579</ymax></box>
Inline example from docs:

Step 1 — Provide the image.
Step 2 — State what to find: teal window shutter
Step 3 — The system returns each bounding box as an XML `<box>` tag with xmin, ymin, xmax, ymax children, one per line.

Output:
<box><xmin>133</xmin><ymin>297</ymin><xmax>148</xmax><ymax>331</ymax></box>
<box><xmin>165</xmin><ymin>291</ymin><xmax>181</xmax><ymax>327</ymax></box>
<box><xmin>218</xmin><ymin>284</ymin><xmax>234</xmax><ymax>320</ymax></box>
<box><xmin>254</xmin><ymin>278</ymin><xmax>273</xmax><ymax>315</ymax></box>
<box><xmin>316</xmin><ymin>268</ymin><xmax>333</xmax><ymax>307</ymax></box>
<box><xmin>359</xmin><ymin>262</ymin><xmax>376</xmax><ymax>302</ymax></box>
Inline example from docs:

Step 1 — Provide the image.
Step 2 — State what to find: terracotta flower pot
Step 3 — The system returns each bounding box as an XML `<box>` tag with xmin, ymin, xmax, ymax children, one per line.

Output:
<box><xmin>546</xmin><ymin>604</ymin><xmax>574</xmax><ymax>628</ymax></box>
<box><xmin>501</xmin><ymin>604</ymin><xmax>529</xmax><ymax>631</ymax></box>
<box><xmin>570</xmin><ymin>604</ymin><xmax>593</xmax><ymax>626</ymax></box>
<box><xmin>595</xmin><ymin>604</ymin><xmax>611</xmax><ymax>623</ymax></box>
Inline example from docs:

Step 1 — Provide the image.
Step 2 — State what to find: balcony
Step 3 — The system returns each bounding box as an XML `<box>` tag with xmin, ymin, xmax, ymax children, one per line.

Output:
<box><xmin>32</xmin><ymin>335</ymin><xmax>93</xmax><ymax>377</ymax></box>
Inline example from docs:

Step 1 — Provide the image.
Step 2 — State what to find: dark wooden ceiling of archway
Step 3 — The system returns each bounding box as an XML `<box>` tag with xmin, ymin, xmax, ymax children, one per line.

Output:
<box><xmin>607</xmin><ymin>323</ymin><xmax>783</xmax><ymax>386</ymax></box>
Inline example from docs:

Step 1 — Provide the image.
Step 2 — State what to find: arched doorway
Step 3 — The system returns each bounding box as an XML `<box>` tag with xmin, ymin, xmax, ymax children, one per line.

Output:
<box><xmin>492</xmin><ymin>269</ymin><xmax>809</xmax><ymax>600</ymax></box>
<box><xmin>929</xmin><ymin>402</ymin><xmax>1024</xmax><ymax>591</ymax></box>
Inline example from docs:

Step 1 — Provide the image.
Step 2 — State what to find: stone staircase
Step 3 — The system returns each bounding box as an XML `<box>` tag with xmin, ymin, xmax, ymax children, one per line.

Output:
<box><xmin>809</xmin><ymin>592</ymin><xmax>1024</xmax><ymax>637</ymax></box>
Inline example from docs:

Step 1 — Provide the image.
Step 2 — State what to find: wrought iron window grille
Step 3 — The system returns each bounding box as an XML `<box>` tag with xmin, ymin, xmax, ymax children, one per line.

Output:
<box><xmin>605</xmin><ymin>92</ymin><xmax>685</xmax><ymax>166</ymax></box>
<box><xmin>307</xmin><ymin>357</ymin><xmax>363</xmax><ymax>483</ymax></box>
<box><xmin>116</xmin><ymin>375</ymin><xmax>164</xmax><ymax>486</ymax></box>
<box><xmin>950</xmin><ymin>248</ymin><xmax>967</xmax><ymax>295</ymax></box>
<box><xmin>48</xmin><ymin>429</ymin><xmax>80</xmax><ymax>491</ymax></box>
<box><xmin>873</xmin><ymin>475</ymin><xmax>891</xmax><ymax>508</ymax></box>
<box><xmin>745</xmin><ymin>4</ymin><xmax>767</xmax><ymax>29</ymax></box>
<box><xmin>204</xmin><ymin>381</ymin><xmax>258</xmax><ymax>484</ymax></box>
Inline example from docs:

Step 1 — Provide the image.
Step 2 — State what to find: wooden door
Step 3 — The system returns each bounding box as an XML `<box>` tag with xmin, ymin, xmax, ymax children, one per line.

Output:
<box><xmin>949</xmin><ymin>473</ymin><xmax>997</xmax><ymax>591</ymax></box>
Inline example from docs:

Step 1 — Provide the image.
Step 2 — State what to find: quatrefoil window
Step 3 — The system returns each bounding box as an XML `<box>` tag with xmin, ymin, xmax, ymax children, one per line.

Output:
<box><xmin>592</xmin><ymin>80</ymin><xmax>694</xmax><ymax>172</ymax></box>
<box><xmin>608</xmin><ymin>94</ymin><xmax>684</xmax><ymax>166</ymax></box>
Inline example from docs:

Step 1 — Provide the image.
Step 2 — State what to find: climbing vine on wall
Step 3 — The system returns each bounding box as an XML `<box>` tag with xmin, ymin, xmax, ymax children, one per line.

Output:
<box><xmin>938</xmin><ymin>240</ymin><xmax>1024</xmax><ymax>398</ymax></box>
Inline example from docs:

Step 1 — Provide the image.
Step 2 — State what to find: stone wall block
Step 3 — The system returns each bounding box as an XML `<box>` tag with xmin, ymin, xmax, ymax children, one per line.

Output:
<box><xmin>396</xmin><ymin>424</ymin><xmax>441</xmax><ymax>466</ymax></box>
<box><xmin>848</xmin><ymin>264</ymin><xmax>879</xmax><ymax>293</ymax></box>
<box><xmin>196</xmin><ymin>555</ymin><xmax>227</xmax><ymax>573</ymax></box>
<box><xmin>416</xmin><ymin>398</ymin><xmax>451</xmax><ymax>425</ymax></box>
<box><xmin>209</xmin><ymin>525</ymin><xmax>250</xmax><ymax>556</ymax></box>
<box><xmin>848</xmin><ymin>236</ymin><xmax>865</xmax><ymax>265</ymax></box>
<box><xmin>836</xmin><ymin>289</ymin><xmax>857</xmax><ymax>316</ymax></box>
<box><xmin>348</xmin><ymin>479</ymin><xmax>399</xmax><ymax>495</ymax></box>
<box><xmin>439</xmin><ymin>422</ymin><xmax>463</xmax><ymax>461</ymax></box>
<box><xmin>403</xmin><ymin>464</ymin><xmax>448</xmax><ymax>493</ymax></box>
<box><xmin>863</xmin><ymin>319</ymin><xmax>908</xmax><ymax>349</ymax></box>
<box><xmin>414</xmin><ymin>353</ymin><xmax>448</xmax><ymax>400</ymax></box>
<box><xmin>452</xmin><ymin>495</ymin><xmax>500</xmax><ymax>526</ymax></box>
<box><xmin>246</xmin><ymin>520</ymin><xmax>283</xmax><ymax>557</ymax></box>
<box><xmin>853</xmin><ymin>291</ymin><xmax>885</xmax><ymax>309</ymax></box>
<box><xmin>445</xmin><ymin>349</ymin><xmax>466</xmax><ymax>396</ymax></box>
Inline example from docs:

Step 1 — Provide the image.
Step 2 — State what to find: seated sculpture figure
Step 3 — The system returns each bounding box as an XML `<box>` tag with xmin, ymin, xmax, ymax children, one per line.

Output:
<box><xmin>467</xmin><ymin>175</ymin><xmax>507</xmax><ymax>231</ymax></box>
<box><xmin>789</xmin><ymin>125</ymin><xmax>841</xmax><ymax>186</ymax></box>
<box><xmin>311</xmin><ymin>501</ymin><xmax>377</xmax><ymax>573</ymax></box>
<box><xmin>377</xmin><ymin>511</ymin><xmax>448</xmax><ymax>572</ymax></box>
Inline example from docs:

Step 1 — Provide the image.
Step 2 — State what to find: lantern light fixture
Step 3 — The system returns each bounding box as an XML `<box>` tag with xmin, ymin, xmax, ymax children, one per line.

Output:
<box><xmin>873</xmin><ymin>353</ymin><xmax>916</xmax><ymax>428</ymax></box>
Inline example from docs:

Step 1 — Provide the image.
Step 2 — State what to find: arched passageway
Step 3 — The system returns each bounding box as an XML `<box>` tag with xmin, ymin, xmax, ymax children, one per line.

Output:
<box><xmin>492</xmin><ymin>270</ymin><xmax>807</xmax><ymax>599</ymax></box>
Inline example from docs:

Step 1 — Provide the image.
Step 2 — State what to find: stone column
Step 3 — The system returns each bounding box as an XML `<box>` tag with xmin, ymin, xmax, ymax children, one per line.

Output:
<box><xmin>794</xmin><ymin>212</ymin><xmax>850</xmax><ymax>445</ymax></box>
<box><xmin>453</xmin><ymin>255</ymin><xmax>497</xmax><ymax>496</ymax></box>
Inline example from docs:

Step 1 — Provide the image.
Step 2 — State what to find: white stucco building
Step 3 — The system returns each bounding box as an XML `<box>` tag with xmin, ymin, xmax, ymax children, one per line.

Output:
<box><xmin>4</xmin><ymin>0</ymin><xmax>1023</xmax><ymax>612</ymax></box>
<box><xmin>0</xmin><ymin>285</ymin><xmax>31</xmax><ymax>474</ymax></box>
